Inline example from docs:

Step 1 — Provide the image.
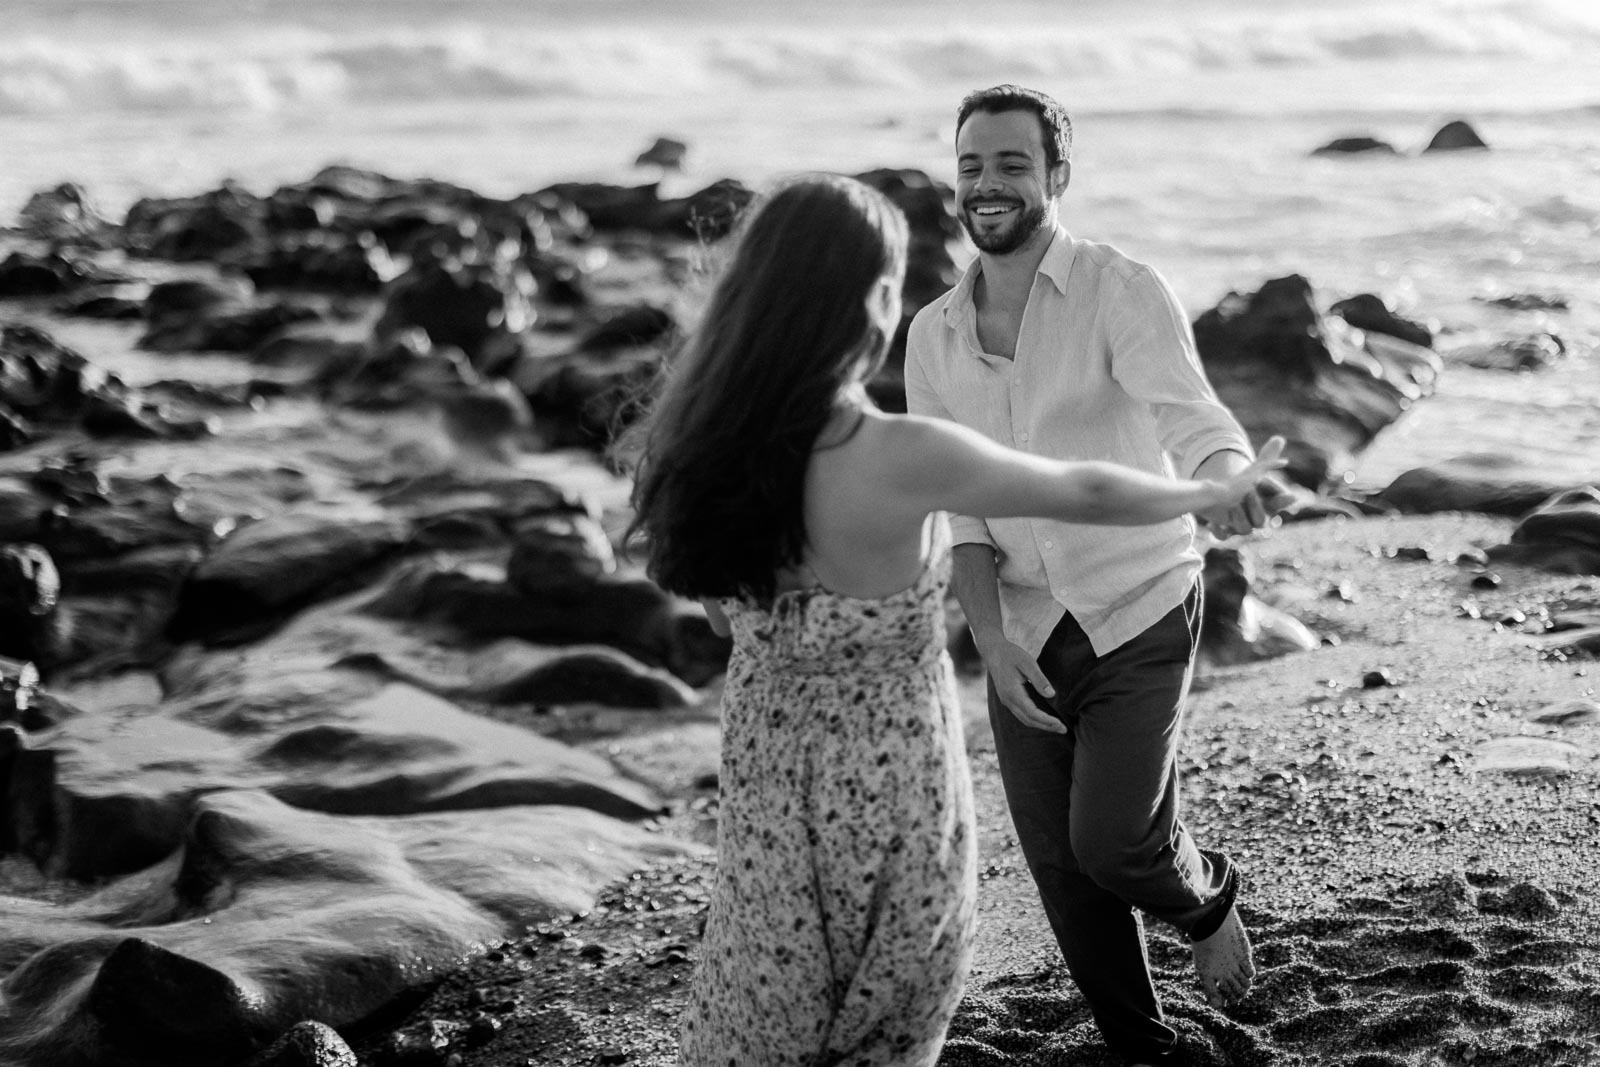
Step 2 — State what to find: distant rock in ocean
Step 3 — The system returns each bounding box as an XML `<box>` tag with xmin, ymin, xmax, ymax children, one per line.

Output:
<box><xmin>1311</xmin><ymin>135</ymin><xmax>1399</xmax><ymax>156</ymax></box>
<box><xmin>635</xmin><ymin>136</ymin><xmax>689</xmax><ymax>171</ymax></box>
<box><xmin>1424</xmin><ymin>119</ymin><xmax>1489</xmax><ymax>152</ymax></box>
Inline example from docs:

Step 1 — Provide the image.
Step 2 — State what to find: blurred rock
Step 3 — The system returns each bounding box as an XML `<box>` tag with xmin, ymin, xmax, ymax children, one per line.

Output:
<box><xmin>1312</xmin><ymin>136</ymin><xmax>1399</xmax><ymax>156</ymax></box>
<box><xmin>0</xmin><ymin>251</ymin><xmax>114</xmax><ymax>298</ymax></box>
<box><xmin>0</xmin><ymin>544</ymin><xmax>67</xmax><ymax>676</ymax></box>
<box><xmin>167</xmin><ymin>506</ymin><xmax>409</xmax><ymax>645</ymax></box>
<box><xmin>0</xmin><ymin>788</ymin><xmax>699</xmax><ymax>1064</ymax></box>
<box><xmin>634</xmin><ymin>137</ymin><xmax>689</xmax><ymax>171</ymax></box>
<box><xmin>1192</xmin><ymin>275</ymin><xmax>1441</xmax><ymax>489</ymax></box>
<box><xmin>1487</xmin><ymin>485</ymin><xmax>1600</xmax><ymax>575</ymax></box>
<box><xmin>16</xmin><ymin>182</ymin><xmax>115</xmax><ymax>247</ymax></box>
<box><xmin>1447</xmin><ymin>332</ymin><xmax>1565</xmax><ymax>372</ymax></box>
<box><xmin>507</xmin><ymin>511</ymin><xmax>617</xmax><ymax>596</ymax></box>
<box><xmin>373</xmin><ymin>258</ymin><xmax>535</xmax><ymax>373</ymax></box>
<box><xmin>124</xmin><ymin>180</ymin><xmax>268</xmax><ymax>261</ymax></box>
<box><xmin>1199</xmin><ymin>547</ymin><xmax>1319</xmax><ymax>666</ymax></box>
<box><xmin>1379</xmin><ymin>454</ymin><xmax>1595</xmax><ymax>517</ymax></box>
<box><xmin>1424</xmin><ymin>119</ymin><xmax>1488</xmax><ymax>152</ymax></box>
<box><xmin>1330</xmin><ymin>293</ymin><xmax>1433</xmax><ymax>348</ymax></box>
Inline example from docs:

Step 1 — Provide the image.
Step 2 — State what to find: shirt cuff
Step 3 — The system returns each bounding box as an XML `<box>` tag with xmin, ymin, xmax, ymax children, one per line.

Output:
<box><xmin>949</xmin><ymin>514</ymin><xmax>996</xmax><ymax>549</ymax></box>
<box><xmin>1181</xmin><ymin>435</ymin><xmax>1255</xmax><ymax>480</ymax></box>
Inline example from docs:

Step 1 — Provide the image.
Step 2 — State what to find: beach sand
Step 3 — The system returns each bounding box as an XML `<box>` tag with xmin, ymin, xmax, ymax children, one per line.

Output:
<box><xmin>355</xmin><ymin>511</ymin><xmax>1600</xmax><ymax>1067</ymax></box>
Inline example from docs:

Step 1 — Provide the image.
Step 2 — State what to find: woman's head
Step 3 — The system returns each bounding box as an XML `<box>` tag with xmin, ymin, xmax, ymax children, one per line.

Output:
<box><xmin>626</xmin><ymin>174</ymin><xmax>910</xmax><ymax>601</ymax></box>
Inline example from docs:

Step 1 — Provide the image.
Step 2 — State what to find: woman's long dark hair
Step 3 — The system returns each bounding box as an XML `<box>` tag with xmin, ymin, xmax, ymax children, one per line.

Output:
<box><xmin>624</xmin><ymin>174</ymin><xmax>909</xmax><ymax>602</ymax></box>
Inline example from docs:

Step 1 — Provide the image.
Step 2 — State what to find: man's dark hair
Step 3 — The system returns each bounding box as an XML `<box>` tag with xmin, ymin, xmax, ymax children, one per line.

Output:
<box><xmin>956</xmin><ymin>85</ymin><xmax>1073</xmax><ymax>170</ymax></box>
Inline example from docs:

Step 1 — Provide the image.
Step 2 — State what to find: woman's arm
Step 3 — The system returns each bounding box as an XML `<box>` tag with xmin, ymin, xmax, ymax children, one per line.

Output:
<box><xmin>885</xmin><ymin>414</ymin><xmax>1284</xmax><ymax>526</ymax></box>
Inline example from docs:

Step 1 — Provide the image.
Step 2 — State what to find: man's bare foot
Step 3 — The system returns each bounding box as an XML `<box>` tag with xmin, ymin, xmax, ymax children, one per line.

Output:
<box><xmin>1192</xmin><ymin>905</ymin><xmax>1255</xmax><ymax>1008</ymax></box>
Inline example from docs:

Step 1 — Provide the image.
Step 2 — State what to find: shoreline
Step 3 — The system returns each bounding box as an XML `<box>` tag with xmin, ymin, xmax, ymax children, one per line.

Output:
<box><xmin>363</xmin><ymin>511</ymin><xmax>1600</xmax><ymax>1067</ymax></box>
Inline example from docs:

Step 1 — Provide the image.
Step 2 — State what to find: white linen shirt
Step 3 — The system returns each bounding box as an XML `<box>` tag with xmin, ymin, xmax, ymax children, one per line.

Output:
<box><xmin>905</xmin><ymin>225</ymin><xmax>1252</xmax><ymax>658</ymax></box>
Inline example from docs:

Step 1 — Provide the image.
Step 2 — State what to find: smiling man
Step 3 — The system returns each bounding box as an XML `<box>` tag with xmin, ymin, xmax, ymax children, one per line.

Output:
<box><xmin>905</xmin><ymin>84</ymin><xmax>1270</xmax><ymax>1067</ymax></box>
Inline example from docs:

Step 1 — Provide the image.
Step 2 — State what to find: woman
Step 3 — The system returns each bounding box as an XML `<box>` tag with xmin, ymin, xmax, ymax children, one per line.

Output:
<box><xmin>626</xmin><ymin>175</ymin><xmax>1281</xmax><ymax>1066</ymax></box>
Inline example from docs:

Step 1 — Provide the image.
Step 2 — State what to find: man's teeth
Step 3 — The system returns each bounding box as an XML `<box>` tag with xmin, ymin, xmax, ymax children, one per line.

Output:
<box><xmin>974</xmin><ymin>205</ymin><xmax>1014</xmax><ymax>215</ymax></box>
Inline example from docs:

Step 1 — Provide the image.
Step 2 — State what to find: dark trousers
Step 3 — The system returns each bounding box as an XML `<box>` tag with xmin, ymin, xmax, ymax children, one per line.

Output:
<box><xmin>986</xmin><ymin>584</ymin><xmax>1235</xmax><ymax>1066</ymax></box>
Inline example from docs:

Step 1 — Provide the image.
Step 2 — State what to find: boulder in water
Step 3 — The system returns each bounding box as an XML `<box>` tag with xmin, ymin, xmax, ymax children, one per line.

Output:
<box><xmin>635</xmin><ymin>136</ymin><xmax>689</xmax><ymax>170</ymax></box>
<box><xmin>1488</xmin><ymin>485</ymin><xmax>1600</xmax><ymax>575</ymax></box>
<box><xmin>1192</xmin><ymin>275</ymin><xmax>1441</xmax><ymax>489</ymax></box>
<box><xmin>1424</xmin><ymin>119</ymin><xmax>1488</xmax><ymax>152</ymax></box>
<box><xmin>15</xmin><ymin>182</ymin><xmax>115</xmax><ymax>247</ymax></box>
<box><xmin>1312</xmin><ymin>136</ymin><xmax>1400</xmax><ymax>156</ymax></box>
<box><xmin>1446</xmin><ymin>332</ymin><xmax>1565</xmax><ymax>372</ymax></box>
<box><xmin>1330</xmin><ymin>293</ymin><xmax>1433</xmax><ymax>348</ymax></box>
<box><xmin>1378</xmin><ymin>454</ymin><xmax>1594</xmax><ymax>517</ymax></box>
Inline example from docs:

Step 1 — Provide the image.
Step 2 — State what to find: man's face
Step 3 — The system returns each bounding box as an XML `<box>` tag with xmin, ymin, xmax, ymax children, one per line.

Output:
<box><xmin>954</xmin><ymin>108</ymin><xmax>1064</xmax><ymax>256</ymax></box>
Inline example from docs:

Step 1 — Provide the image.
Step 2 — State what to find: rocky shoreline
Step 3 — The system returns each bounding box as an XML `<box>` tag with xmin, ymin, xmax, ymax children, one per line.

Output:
<box><xmin>0</xmin><ymin>166</ymin><xmax>1597</xmax><ymax>1066</ymax></box>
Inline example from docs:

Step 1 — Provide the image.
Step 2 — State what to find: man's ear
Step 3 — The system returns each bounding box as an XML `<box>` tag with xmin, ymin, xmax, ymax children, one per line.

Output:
<box><xmin>1049</xmin><ymin>160</ymin><xmax>1072</xmax><ymax>198</ymax></box>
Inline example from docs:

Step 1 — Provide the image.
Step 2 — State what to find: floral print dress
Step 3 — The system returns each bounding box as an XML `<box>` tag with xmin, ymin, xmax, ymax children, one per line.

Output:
<box><xmin>680</xmin><ymin>519</ymin><xmax>976</xmax><ymax>1067</ymax></box>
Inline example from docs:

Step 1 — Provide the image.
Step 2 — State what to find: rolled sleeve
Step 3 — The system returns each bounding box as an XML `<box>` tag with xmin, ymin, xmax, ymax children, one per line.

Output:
<box><xmin>905</xmin><ymin>324</ymin><xmax>997</xmax><ymax>550</ymax></box>
<box><xmin>1107</xmin><ymin>266</ymin><xmax>1252</xmax><ymax>477</ymax></box>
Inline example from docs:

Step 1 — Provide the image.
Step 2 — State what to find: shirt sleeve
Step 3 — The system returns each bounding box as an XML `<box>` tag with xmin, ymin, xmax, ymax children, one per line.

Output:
<box><xmin>1106</xmin><ymin>265</ymin><xmax>1254</xmax><ymax>478</ymax></box>
<box><xmin>904</xmin><ymin>314</ymin><xmax>997</xmax><ymax>550</ymax></box>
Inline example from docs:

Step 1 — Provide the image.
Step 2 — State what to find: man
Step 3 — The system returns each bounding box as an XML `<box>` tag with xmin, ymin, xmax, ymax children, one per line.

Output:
<box><xmin>905</xmin><ymin>84</ymin><xmax>1269</xmax><ymax>1067</ymax></box>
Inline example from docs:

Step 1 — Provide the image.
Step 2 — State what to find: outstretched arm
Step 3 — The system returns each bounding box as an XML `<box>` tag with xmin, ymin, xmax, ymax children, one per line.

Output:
<box><xmin>888</xmin><ymin>415</ymin><xmax>1286</xmax><ymax>527</ymax></box>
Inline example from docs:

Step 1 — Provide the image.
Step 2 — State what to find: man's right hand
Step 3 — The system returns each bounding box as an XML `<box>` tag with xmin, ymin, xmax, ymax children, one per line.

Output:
<box><xmin>978</xmin><ymin>637</ymin><xmax>1068</xmax><ymax>734</ymax></box>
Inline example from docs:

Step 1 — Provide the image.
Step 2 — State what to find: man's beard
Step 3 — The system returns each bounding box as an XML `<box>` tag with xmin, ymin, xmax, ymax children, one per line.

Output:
<box><xmin>960</xmin><ymin>199</ymin><xmax>1049</xmax><ymax>255</ymax></box>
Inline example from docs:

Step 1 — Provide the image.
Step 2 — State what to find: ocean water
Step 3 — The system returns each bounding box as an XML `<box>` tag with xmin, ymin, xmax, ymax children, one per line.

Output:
<box><xmin>3</xmin><ymin>0</ymin><xmax>1598</xmax><ymax>488</ymax></box>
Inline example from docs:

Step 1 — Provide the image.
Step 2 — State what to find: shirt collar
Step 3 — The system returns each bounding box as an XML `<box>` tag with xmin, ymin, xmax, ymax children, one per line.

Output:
<box><xmin>943</xmin><ymin>222</ymin><xmax>1075</xmax><ymax>327</ymax></box>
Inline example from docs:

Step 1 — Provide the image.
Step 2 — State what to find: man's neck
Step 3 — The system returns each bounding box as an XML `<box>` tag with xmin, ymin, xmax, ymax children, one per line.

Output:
<box><xmin>974</xmin><ymin>221</ymin><xmax>1055</xmax><ymax>309</ymax></box>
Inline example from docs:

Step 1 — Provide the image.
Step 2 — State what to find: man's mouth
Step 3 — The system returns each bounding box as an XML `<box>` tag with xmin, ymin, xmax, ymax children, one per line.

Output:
<box><xmin>968</xmin><ymin>202</ymin><xmax>1020</xmax><ymax>218</ymax></box>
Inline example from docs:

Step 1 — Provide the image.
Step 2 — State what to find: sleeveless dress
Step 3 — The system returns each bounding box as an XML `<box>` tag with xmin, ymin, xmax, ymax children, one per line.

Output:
<box><xmin>679</xmin><ymin>518</ymin><xmax>977</xmax><ymax>1067</ymax></box>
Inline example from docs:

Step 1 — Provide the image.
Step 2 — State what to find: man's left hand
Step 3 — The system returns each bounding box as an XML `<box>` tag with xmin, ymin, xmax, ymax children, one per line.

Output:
<box><xmin>1192</xmin><ymin>449</ymin><xmax>1290</xmax><ymax>539</ymax></box>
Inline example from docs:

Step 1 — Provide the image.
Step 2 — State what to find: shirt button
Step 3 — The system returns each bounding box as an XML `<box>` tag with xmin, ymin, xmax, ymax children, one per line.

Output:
<box><xmin>1043</xmin><ymin>539</ymin><xmax>1054</xmax><ymax>549</ymax></box>
<box><xmin>1019</xmin><ymin>433</ymin><xmax>1030</xmax><ymax>443</ymax></box>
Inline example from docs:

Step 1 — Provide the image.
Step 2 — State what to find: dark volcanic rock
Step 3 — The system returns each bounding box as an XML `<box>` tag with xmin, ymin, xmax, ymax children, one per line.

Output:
<box><xmin>15</xmin><ymin>182</ymin><xmax>116</xmax><ymax>247</ymax></box>
<box><xmin>373</xmin><ymin>259</ymin><xmax>535</xmax><ymax>372</ymax></box>
<box><xmin>634</xmin><ymin>136</ymin><xmax>689</xmax><ymax>171</ymax></box>
<box><xmin>233</xmin><ymin>232</ymin><xmax>399</xmax><ymax>294</ymax></box>
<box><xmin>0</xmin><ymin>788</ymin><xmax>697</xmax><ymax>1066</ymax></box>
<box><xmin>248</xmin><ymin>1021</ymin><xmax>358</xmax><ymax>1067</ymax></box>
<box><xmin>140</xmin><ymin>276</ymin><xmax>324</xmax><ymax>354</ymax></box>
<box><xmin>124</xmin><ymin>181</ymin><xmax>268</xmax><ymax>261</ymax></box>
<box><xmin>1377</xmin><ymin>454</ymin><xmax>1595</xmax><ymax>517</ymax></box>
<box><xmin>1312</xmin><ymin>136</ymin><xmax>1400</xmax><ymax>156</ymax></box>
<box><xmin>0</xmin><ymin>251</ymin><xmax>112</xmax><ymax>298</ymax></box>
<box><xmin>515</xmin><ymin>349</ymin><xmax>659</xmax><ymax>450</ymax></box>
<box><xmin>1447</xmin><ymin>332</ymin><xmax>1565</xmax><ymax>372</ymax></box>
<box><xmin>363</xmin><ymin>559</ymin><xmax>729</xmax><ymax>686</ymax></box>
<box><xmin>574</xmin><ymin>303</ymin><xmax>677</xmax><ymax>354</ymax></box>
<box><xmin>538</xmin><ymin>179</ymin><xmax>755</xmax><ymax>240</ymax></box>
<box><xmin>480</xmin><ymin>645</ymin><xmax>696</xmax><ymax>708</ymax></box>
<box><xmin>0</xmin><ymin>544</ymin><xmax>67</xmax><ymax>674</ymax></box>
<box><xmin>168</xmin><ymin>507</ymin><xmax>409</xmax><ymax>644</ymax></box>
<box><xmin>0</xmin><ymin>324</ymin><xmax>211</xmax><ymax>445</ymax></box>
<box><xmin>506</xmin><ymin>511</ymin><xmax>617</xmax><ymax>596</ymax></box>
<box><xmin>1488</xmin><ymin>486</ymin><xmax>1600</xmax><ymax>575</ymax></box>
<box><xmin>1200</xmin><ymin>547</ymin><xmax>1318</xmax><ymax>666</ymax></box>
<box><xmin>1424</xmin><ymin>120</ymin><xmax>1489</xmax><ymax>152</ymax></box>
<box><xmin>1192</xmin><ymin>275</ymin><xmax>1441</xmax><ymax>488</ymax></box>
<box><xmin>1331</xmin><ymin>293</ymin><xmax>1433</xmax><ymax>348</ymax></box>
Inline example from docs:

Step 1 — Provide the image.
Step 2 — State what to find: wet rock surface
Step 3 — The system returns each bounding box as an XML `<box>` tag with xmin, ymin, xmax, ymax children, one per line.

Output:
<box><xmin>1192</xmin><ymin>275</ymin><xmax>1441</xmax><ymax>489</ymax></box>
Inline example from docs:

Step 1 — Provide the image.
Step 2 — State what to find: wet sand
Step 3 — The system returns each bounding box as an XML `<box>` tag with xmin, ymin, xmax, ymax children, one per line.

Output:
<box><xmin>356</xmin><ymin>511</ymin><xmax>1600</xmax><ymax>1067</ymax></box>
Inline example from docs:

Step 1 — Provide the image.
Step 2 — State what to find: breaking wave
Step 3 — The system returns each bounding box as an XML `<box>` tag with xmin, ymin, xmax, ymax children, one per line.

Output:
<box><xmin>2</xmin><ymin>0</ymin><xmax>1597</xmax><ymax>116</ymax></box>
